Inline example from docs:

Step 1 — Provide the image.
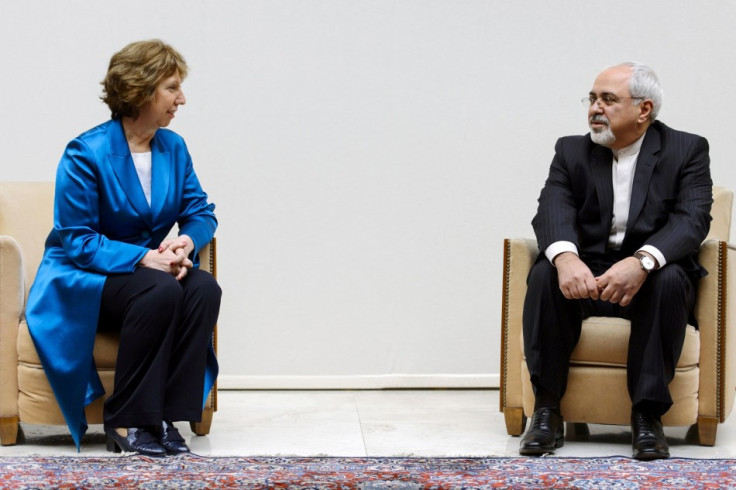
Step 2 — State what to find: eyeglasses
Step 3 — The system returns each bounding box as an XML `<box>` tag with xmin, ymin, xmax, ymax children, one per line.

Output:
<box><xmin>581</xmin><ymin>95</ymin><xmax>645</xmax><ymax>108</ymax></box>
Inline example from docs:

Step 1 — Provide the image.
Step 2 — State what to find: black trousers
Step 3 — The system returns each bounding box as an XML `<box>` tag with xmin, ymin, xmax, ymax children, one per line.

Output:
<box><xmin>522</xmin><ymin>257</ymin><xmax>695</xmax><ymax>417</ymax></box>
<box><xmin>98</xmin><ymin>267</ymin><xmax>221</xmax><ymax>428</ymax></box>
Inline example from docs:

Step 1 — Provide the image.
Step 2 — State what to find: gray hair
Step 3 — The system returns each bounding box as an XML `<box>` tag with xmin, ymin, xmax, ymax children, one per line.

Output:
<box><xmin>616</xmin><ymin>62</ymin><xmax>663</xmax><ymax>121</ymax></box>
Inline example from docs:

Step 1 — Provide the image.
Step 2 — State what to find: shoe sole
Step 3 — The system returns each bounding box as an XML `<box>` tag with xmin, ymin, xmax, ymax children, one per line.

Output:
<box><xmin>105</xmin><ymin>431</ymin><xmax>167</xmax><ymax>457</ymax></box>
<box><xmin>633</xmin><ymin>450</ymin><xmax>670</xmax><ymax>460</ymax></box>
<box><xmin>519</xmin><ymin>436</ymin><xmax>564</xmax><ymax>456</ymax></box>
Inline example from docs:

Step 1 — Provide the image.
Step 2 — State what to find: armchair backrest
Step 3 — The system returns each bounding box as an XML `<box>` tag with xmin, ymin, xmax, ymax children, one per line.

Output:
<box><xmin>0</xmin><ymin>182</ymin><xmax>55</xmax><ymax>288</ymax></box>
<box><xmin>707</xmin><ymin>186</ymin><xmax>733</xmax><ymax>242</ymax></box>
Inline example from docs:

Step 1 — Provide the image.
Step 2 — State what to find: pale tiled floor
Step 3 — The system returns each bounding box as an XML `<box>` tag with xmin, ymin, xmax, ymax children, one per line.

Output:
<box><xmin>2</xmin><ymin>389</ymin><xmax>736</xmax><ymax>459</ymax></box>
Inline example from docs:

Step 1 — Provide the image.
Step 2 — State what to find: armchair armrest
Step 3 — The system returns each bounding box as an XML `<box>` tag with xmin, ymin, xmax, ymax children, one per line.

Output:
<box><xmin>500</xmin><ymin>238</ymin><xmax>539</xmax><ymax>432</ymax></box>
<box><xmin>695</xmin><ymin>239</ymin><xmax>736</xmax><ymax>423</ymax></box>
<box><xmin>198</xmin><ymin>237</ymin><xmax>216</xmax><ymax>276</ymax></box>
<box><xmin>198</xmin><ymin>239</ymin><xmax>217</xmax><ymax>366</ymax></box>
<box><xmin>0</xmin><ymin>236</ymin><xmax>24</xmax><ymax>420</ymax></box>
<box><xmin>191</xmin><ymin>237</ymin><xmax>218</xmax><ymax>435</ymax></box>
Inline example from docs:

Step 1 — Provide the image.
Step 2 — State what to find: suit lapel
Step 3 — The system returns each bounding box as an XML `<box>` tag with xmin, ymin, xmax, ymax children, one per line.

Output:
<box><xmin>107</xmin><ymin>120</ymin><xmax>153</xmax><ymax>228</ymax></box>
<box><xmin>627</xmin><ymin>126</ymin><xmax>661</xmax><ymax>226</ymax></box>
<box><xmin>150</xmin><ymin>132</ymin><xmax>170</xmax><ymax>224</ymax></box>
<box><xmin>590</xmin><ymin>144</ymin><xmax>614</xmax><ymax>233</ymax></box>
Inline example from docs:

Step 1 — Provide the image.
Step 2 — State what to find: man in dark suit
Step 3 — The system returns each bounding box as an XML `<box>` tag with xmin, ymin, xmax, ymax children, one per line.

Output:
<box><xmin>520</xmin><ymin>62</ymin><xmax>712</xmax><ymax>460</ymax></box>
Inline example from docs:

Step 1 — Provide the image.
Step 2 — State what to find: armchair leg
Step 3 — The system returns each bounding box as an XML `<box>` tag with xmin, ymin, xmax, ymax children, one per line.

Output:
<box><xmin>0</xmin><ymin>417</ymin><xmax>19</xmax><ymax>446</ymax></box>
<box><xmin>503</xmin><ymin>407</ymin><xmax>527</xmax><ymax>436</ymax></box>
<box><xmin>565</xmin><ymin>422</ymin><xmax>590</xmax><ymax>441</ymax></box>
<box><xmin>190</xmin><ymin>408</ymin><xmax>213</xmax><ymax>436</ymax></box>
<box><xmin>695</xmin><ymin>416</ymin><xmax>718</xmax><ymax>446</ymax></box>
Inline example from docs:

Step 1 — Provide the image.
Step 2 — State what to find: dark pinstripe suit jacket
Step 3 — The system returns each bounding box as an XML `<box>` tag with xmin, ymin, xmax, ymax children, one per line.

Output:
<box><xmin>532</xmin><ymin>120</ymin><xmax>713</xmax><ymax>278</ymax></box>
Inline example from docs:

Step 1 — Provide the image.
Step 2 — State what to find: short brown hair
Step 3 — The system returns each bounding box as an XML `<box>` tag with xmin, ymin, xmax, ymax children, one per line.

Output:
<box><xmin>101</xmin><ymin>40</ymin><xmax>188</xmax><ymax>120</ymax></box>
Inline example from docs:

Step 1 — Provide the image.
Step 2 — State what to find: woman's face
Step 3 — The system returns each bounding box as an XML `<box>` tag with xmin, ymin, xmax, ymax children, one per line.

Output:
<box><xmin>138</xmin><ymin>71</ymin><xmax>186</xmax><ymax>128</ymax></box>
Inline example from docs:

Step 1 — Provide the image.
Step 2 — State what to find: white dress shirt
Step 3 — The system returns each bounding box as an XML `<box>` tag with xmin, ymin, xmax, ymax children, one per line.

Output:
<box><xmin>131</xmin><ymin>151</ymin><xmax>153</xmax><ymax>206</ymax></box>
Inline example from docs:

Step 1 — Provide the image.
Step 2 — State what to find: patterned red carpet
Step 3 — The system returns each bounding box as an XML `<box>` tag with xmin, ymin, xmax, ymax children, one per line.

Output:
<box><xmin>0</xmin><ymin>455</ymin><xmax>734</xmax><ymax>488</ymax></box>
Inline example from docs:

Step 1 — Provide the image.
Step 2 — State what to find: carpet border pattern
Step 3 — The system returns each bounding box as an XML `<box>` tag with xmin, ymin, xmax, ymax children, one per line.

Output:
<box><xmin>0</xmin><ymin>455</ymin><xmax>734</xmax><ymax>489</ymax></box>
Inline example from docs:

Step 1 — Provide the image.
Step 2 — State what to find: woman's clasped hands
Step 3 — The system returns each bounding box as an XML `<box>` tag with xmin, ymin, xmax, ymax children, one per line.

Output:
<box><xmin>139</xmin><ymin>235</ymin><xmax>195</xmax><ymax>280</ymax></box>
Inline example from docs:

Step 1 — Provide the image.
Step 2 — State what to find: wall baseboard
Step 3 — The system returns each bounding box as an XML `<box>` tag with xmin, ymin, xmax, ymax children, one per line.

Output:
<box><xmin>217</xmin><ymin>374</ymin><xmax>500</xmax><ymax>390</ymax></box>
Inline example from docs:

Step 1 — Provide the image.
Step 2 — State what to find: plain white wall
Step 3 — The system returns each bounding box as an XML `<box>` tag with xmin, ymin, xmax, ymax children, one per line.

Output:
<box><xmin>1</xmin><ymin>1</ymin><xmax>735</xmax><ymax>388</ymax></box>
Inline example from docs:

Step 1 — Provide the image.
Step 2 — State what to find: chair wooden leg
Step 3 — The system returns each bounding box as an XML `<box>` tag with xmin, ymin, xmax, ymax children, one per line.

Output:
<box><xmin>504</xmin><ymin>407</ymin><xmax>527</xmax><ymax>436</ymax></box>
<box><xmin>0</xmin><ymin>417</ymin><xmax>19</xmax><ymax>446</ymax></box>
<box><xmin>190</xmin><ymin>408</ymin><xmax>213</xmax><ymax>436</ymax></box>
<box><xmin>695</xmin><ymin>416</ymin><xmax>718</xmax><ymax>446</ymax></box>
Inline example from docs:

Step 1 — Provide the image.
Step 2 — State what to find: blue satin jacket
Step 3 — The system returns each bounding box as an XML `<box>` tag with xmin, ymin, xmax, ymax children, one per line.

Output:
<box><xmin>25</xmin><ymin>119</ymin><xmax>218</xmax><ymax>449</ymax></box>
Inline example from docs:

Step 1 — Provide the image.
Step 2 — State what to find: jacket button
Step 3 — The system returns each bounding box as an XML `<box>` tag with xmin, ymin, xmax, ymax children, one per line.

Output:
<box><xmin>141</xmin><ymin>230</ymin><xmax>151</xmax><ymax>239</ymax></box>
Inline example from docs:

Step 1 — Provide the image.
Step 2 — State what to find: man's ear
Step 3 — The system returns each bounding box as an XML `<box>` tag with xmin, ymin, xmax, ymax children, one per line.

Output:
<box><xmin>638</xmin><ymin>100</ymin><xmax>654</xmax><ymax>123</ymax></box>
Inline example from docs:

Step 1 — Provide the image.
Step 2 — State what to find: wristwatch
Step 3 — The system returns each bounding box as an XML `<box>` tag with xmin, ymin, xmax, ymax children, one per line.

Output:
<box><xmin>635</xmin><ymin>252</ymin><xmax>656</xmax><ymax>273</ymax></box>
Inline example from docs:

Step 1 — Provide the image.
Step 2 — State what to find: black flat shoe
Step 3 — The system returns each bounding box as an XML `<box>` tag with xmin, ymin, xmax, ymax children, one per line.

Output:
<box><xmin>631</xmin><ymin>411</ymin><xmax>669</xmax><ymax>460</ymax></box>
<box><xmin>105</xmin><ymin>426</ymin><xmax>166</xmax><ymax>456</ymax></box>
<box><xmin>156</xmin><ymin>420</ymin><xmax>190</xmax><ymax>454</ymax></box>
<box><xmin>519</xmin><ymin>408</ymin><xmax>564</xmax><ymax>456</ymax></box>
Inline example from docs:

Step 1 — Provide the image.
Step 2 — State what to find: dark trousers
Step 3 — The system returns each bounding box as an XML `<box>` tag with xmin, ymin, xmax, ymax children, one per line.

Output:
<box><xmin>98</xmin><ymin>267</ymin><xmax>221</xmax><ymax>428</ymax></box>
<box><xmin>522</xmin><ymin>258</ymin><xmax>695</xmax><ymax>417</ymax></box>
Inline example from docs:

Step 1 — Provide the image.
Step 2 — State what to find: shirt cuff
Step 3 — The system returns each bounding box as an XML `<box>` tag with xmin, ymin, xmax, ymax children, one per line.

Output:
<box><xmin>638</xmin><ymin>245</ymin><xmax>667</xmax><ymax>269</ymax></box>
<box><xmin>545</xmin><ymin>241</ymin><xmax>578</xmax><ymax>265</ymax></box>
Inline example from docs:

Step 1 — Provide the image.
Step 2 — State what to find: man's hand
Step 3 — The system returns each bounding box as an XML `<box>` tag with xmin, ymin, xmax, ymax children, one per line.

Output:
<box><xmin>595</xmin><ymin>257</ymin><xmax>647</xmax><ymax>306</ymax></box>
<box><xmin>554</xmin><ymin>252</ymin><xmax>599</xmax><ymax>301</ymax></box>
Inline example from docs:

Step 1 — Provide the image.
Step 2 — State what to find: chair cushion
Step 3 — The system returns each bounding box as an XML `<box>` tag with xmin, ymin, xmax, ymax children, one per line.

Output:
<box><xmin>17</xmin><ymin>362</ymin><xmax>113</xmax><ymax>425</ymax></box>
<box><xmin>521</xmin><ymin>316</ymin><xmax>700</xmax><ymax>368</ymax></box>
<box><xmin>570</xmin><ymin>317</ymin><xmax>700</xmax><ymax>368</ymax></box>
<box><xmin>521</xmin><ymin>361</ymin><xmax>699</xmax><ymax>426</ymax></box>
<box><xmin>16</xmin><ymin>320</ymin><xmax>117</xmax><ymax>424</ymax></box>
<box><xmin>17</xmin><ymin>320</ymin><xmax>120</xmax><ymax>369</ymax></box>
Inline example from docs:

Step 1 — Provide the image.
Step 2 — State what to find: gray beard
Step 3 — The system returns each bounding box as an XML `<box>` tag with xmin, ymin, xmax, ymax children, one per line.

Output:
<box><xmin>590</xmin><ymin>126</ymin><xmax>616</xmax><ymax>147</ymax></box>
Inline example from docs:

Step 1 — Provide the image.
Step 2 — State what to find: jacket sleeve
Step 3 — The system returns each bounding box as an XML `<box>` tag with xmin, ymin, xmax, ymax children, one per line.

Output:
<box><xmin>175</xmin><ymin>142</ymin><xmax>217</xmax><ymax>261</ymax></box>
<box><xmin>532</xmin><ymin>137</ymin><xmax>581</xmax><ymax>253</ymax></box>
<box><xmin>646</xmin><ymin>136</ymin><xmax>712</xmax><ymax>263</ymax></box>
<box><xmin>54</xmin><ymin>139</ymin><xmax>149</xmax><ymax>273</ymax></box>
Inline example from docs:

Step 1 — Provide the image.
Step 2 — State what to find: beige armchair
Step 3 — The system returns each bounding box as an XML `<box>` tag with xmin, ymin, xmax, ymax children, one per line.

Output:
<box><xmin>0</xmin><ymin>182</ymin><xmax>217</xmax><ymax>446</ymax></box>
<box><xmin>500</xmin><ymin>186</ymin><xmax>736</xmax><ymax>446</ymax></box>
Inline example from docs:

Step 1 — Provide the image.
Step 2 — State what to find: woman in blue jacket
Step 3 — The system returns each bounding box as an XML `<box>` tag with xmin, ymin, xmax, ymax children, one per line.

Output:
<box><xmin>26</xmin><ymin>40</ymin><xmax>220</xmax><ymax>456</ymax></box>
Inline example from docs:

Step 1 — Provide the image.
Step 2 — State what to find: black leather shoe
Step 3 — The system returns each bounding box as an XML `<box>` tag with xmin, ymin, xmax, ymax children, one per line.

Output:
<box><xmin>105</xmin><ymin>426</ymin><xmax>166</xmax><ymax>456</ymax></box>
<box><xmin>519</xmin><ymin>408</ymin><xmax>564</xmax><ymax>455</ymax></box>
<box><xmin>631</xmin><ymin>411</ymin><xmax>670</xmax><ymax>460</ymax></box>
<box><xmin>156</xmin><ymin>420</ymin><xmax>190</xmax><ymax>454</ymax></box>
